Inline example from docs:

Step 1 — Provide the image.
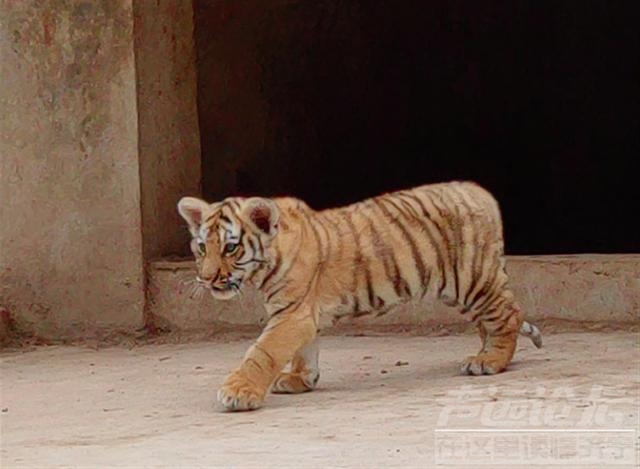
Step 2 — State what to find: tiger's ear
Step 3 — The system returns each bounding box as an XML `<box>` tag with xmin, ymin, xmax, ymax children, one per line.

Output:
<box><xmin>241</xmin><ymin>198</ymin><xmax>279</xmax><ymax>237</ymax></box>
<box><xmin>177</xmin><ymin>197</ymin><xmax>210</xmax><ymax>232</ymax></box>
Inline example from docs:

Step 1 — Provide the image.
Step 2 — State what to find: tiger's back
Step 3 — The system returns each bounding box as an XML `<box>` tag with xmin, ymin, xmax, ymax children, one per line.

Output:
<box><xmin>305</xmin><ymin>181</ymin><xmax>508</xmax><ymax>321</ymax></box>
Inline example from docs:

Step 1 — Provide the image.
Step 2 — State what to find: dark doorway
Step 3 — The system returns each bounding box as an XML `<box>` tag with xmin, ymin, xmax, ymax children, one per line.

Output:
<box><xmin>194</xmin><ymin>1</ymin><xmax>639</xmax><ymax>254</ymax></box>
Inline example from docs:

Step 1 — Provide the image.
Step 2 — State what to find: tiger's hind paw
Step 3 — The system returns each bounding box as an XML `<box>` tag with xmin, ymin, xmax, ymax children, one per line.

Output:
<box><xmin>460</xmin><ymin>353</ymin><xmax>509</xmax><ymax>376</ymax></box>
<box><xmin>272</xmin><ymin>370</ymin><xmax>319</xmax><ymax>394</ymax></box>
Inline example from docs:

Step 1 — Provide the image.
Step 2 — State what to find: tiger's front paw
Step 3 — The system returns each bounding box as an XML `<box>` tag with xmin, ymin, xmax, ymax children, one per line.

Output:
<box><xmin>217</xmin><ymin>372</ymin><xmax>265</xmax><ymax>411</ymax></box>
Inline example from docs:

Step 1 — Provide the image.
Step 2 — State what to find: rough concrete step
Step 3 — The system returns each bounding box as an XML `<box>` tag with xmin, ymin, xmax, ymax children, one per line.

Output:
<box><xmin>148</xmin><ymin>255</ymin><xmax>639</xmax><ymax>331</ymax></box>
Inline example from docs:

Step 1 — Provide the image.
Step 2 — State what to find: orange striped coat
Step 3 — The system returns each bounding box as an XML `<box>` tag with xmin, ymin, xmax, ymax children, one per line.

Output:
<box><xmin>178</xmin><ymin>181</ymin><xmax>542</xmax><ymax>411</ymax></box>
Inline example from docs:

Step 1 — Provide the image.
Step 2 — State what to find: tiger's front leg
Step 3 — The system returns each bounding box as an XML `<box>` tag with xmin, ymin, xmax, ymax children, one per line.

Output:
<box><xmin>272</xmin><ymin>337</ymin><xmax>320</xmax><ymax>394</ymax></box>
<box><xmin>217</xmin><ymin>306</ymin><xmax>317</xmax><ymax>411</ymax></box>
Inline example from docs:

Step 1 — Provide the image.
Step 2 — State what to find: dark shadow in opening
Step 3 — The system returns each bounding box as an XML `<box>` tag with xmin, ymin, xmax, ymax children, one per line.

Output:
<box><xmin>195</xmin><ymin>1</ymin><xmax>639</xmax><ymax>254</ymax></box>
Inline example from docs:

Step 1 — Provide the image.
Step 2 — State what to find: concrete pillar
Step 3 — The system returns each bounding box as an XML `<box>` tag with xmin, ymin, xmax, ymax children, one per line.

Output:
<box><xmin>0</xmin><ymin>0</ymin><xmax>199</xmax><ymax>340</ymax></box>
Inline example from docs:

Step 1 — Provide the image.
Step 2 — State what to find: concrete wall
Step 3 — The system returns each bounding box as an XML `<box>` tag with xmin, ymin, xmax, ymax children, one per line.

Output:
<box><xmin>133</xmin><ymin>0</ymin><xmax>201</xmax><ymax>262</ymax></box>
<box><xmin>1</xmin><ymin>1</ymin><xmax>636</xmax><ymax>342</ymax></box>
<box><xmin>148</xmin><ymin>255</ymin><xmax>640</xmax><ymax>332</ymax></box>
<box><xmin>0</xmin><ymin>0</ymin><xmax>146</xmax><ymax>338</ymax></box>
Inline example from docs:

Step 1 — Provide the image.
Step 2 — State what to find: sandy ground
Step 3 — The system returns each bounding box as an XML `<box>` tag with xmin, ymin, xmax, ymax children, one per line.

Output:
<box><xmin>1</xmin><ymin>332</ymin><xmax>638</xmax><ymax>468</ymax></box>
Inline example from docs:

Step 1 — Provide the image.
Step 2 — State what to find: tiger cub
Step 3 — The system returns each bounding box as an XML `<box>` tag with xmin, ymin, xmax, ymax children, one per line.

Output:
<box><xmin>178</xmin><ymin>181</ymin><xmax>542</xmax><ymax>411</ymax></box>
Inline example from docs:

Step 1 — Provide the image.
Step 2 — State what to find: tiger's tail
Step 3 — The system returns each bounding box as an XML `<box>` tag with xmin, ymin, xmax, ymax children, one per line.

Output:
<box><xmin>519</xmin><ymin>320</ymin><xmax>543</xmax><ymax>348</ymax></box>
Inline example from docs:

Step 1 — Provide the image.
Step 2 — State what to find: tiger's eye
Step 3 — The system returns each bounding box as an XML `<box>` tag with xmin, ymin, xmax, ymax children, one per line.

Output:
<box><xmin>197</xmin><ymin>241</ymin><xmax>206</xmax><ymax>255</ymax></box>
<box><xmin>223</xmin><ymin>242</ymin><xmax>238</xmax><ymax>255</ymax></box>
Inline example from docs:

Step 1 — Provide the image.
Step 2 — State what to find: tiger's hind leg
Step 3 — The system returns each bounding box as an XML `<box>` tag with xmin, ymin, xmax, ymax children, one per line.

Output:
<box><xmin>461</xmin><ymin>291</ymin><xmax>524</xmax><ymax>375</ymax></box>
<box><xmin>272</xmin><ymin>337</ymin><xmax>320</xmax><ymax>394</ymax></box>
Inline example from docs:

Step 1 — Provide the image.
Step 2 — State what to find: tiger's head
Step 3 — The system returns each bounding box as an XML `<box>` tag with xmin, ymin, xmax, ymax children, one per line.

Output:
<box><xmin>177</xmin><ymin>196</ymin><xmax>279</xmax><ymax>300</ymax></box>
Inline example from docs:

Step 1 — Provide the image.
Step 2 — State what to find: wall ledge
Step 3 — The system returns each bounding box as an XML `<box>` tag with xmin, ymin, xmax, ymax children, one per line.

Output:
<box><xmin>148</xmin><ymin>254</ymin><xmax>640</xmax><ymax>332</ymax></box>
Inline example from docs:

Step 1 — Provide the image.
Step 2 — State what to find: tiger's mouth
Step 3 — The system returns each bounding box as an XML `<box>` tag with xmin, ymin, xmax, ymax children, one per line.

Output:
<box><xmin>212</xmin><ymin>279</ymin><xmax>241</xmax><ymax>291</ymax></box>
<box><xmin>210</xmin><ymin>281</ymin><xmax>241</xmax><ymax>299</ymax></box>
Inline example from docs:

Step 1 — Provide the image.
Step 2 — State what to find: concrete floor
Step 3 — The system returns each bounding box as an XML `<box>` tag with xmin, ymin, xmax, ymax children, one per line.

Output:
<box><xmin>1</xmin><ymin>332</ymin><xmax>638</xmax><ymax>468</ymax></box>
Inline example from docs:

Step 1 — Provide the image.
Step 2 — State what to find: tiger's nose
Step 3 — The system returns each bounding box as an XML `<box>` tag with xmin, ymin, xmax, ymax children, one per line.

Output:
<box><xmin>198</xmin><ymin>270</ymin><xmax>222</xmax><ymax>285</ymax></box>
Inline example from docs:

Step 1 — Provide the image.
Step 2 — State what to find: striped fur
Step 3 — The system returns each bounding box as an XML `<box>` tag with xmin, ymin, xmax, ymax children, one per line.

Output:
<box><xmin>178</xmin><ymin>181</ymin><xmax>542</xmax><ymax>411</ymax></box>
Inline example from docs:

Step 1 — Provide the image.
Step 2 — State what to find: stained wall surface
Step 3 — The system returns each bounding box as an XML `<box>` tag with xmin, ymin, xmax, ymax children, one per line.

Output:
<box><xmin>0</xmin><ymin>0</ymin><xmax>145</xmax><ymax>337</ymax></box>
